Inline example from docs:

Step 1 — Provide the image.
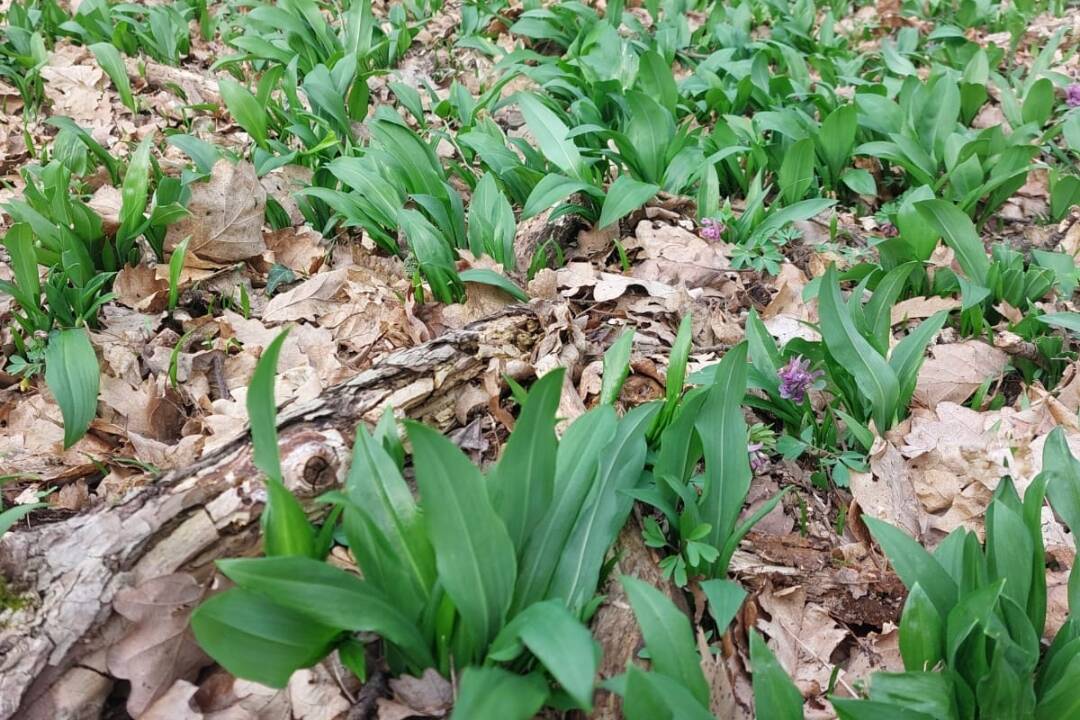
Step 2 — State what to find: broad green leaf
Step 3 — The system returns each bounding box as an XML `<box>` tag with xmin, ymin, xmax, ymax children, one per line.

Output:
<box><xmin>624</xmin><ymin>91</ymin><xmax>675</xmax><ymax>184</ymax></box>
<box><xmin>0</xmin><ymin>503</ymin><xmax>45</xmax><ymax>536</ymax></box>
<box><xmin>597</xmin><ymin>175</ymin><xmax>659</xmax><ymax>229</ymax></box>
<box><xmin>45</xmin><ymin>328</ymin><xmax>100</xmax><ymax>449</ymax></box>
<box><xmin>654</xmin><ymin>314</ymin><xmax>692</xmax><ymax>434</ymax></box>
<box><xmin>750</xmin><ymin>631</ymin><xmax>804</xmax><ymax>720</ymax></box>
<box><xmin>600</xmin><ymin>328</ymin><xmax>634</xmax><ymax>405</ymax></box>
<box><xmin>622</xmin><ymin>575</ymin><xmax>709</xmax><ymax>705</ymax></box>
<box><xmin>458</xmin><ymin>268</ymin><xmax>528</xmax><ymax>302</ymax></box>
<box><xmin>248</xmin><ymin>328</ymin><xmax>315</xmax><ymax>558</ymax></box>
<box><xmin>899</xmin><ymin>584</ymin><xmax>944</xmax><ymax>671</ymax></box>
<box><xmin>1044</xmin><ymin>426</ymin><xmax>1080</xmax><ymax>544</ymax></box>
<box><xmin>489</xmin><ymin>369</ymin><xmax>562</xmax><ymax>551</ymax></box>
<box><xmin>1022</xmin><ymin>77</ymin><xmax>1054</xmax><ymax>127</ymax></box>
<box><xmin>621</xmin><ymin>665</ymin><xmax>716</xmax><ymax>720</ymax></box>
<box><xmin>345</xmin><ymin>425</ymin><xmax>435</xmax><ymax>612</ymax></box>
<box><xmin>522</xmin><ymin>173</ymin><xmax>597</xmax><ymax>219</ymax></box>
<box><xmin>841</xmin><ymin>168</ymin><xmax>877</xmax><ymax>196</ymax></box>
<box><xmin>870</xmin><ymin>671</ymin><xmax>961</xmax><ymax>719</ymax></box>
<box><xmin>1039</xmin><ymin>312</ymin><xmax>1080</xmax><ymax>334</ymax></box>
<box><xmin>701</xmin><ymin>578</ymin><xmax>746</xmax><ymax>633</ymax></box>
<box><xmin>864</xmin><ymin>516</ymin><xmax>957</xmax><ymax>616</ymax></box>
<box><xmin>696</xmin><ymin>342</ymin><xmax>750</xmax><ymax>572</ymax></box>
<box><xmin>915</xmin><ymin>200</ymin><xmax>989</xmax><ymax>286</ymax></box>
<box><xmin>217</xmin><ymin>556</ymin><xmax>434</xmax><ymax>668</ymax></box>
<box><xmin>551</xmin><ymin>403</ymin><xmax>658</xmax><ymax>614</ymax></box>
<box><xmin>449</xmin><ymin>668</ymin><xmax>548</xmax><ymax>720</ymax></box>
<box><xmin>191</xmin><ymin>587</ymin><xmax>339</xmax><ymax>688</ymax></box>
<box><xmin>888</xmin><ymin>311</ymin><xmax>948</xmax><ymax>407</ymax></box>
<box><xmin>4</xmin><ymin>223</ymin><xmax>39</xmax><ymax>299</ymax></box>
<box><xmin>1037</xmin><ymin>653</ymin><xmax>1080</xmax><ymax>718</ymax></box>
<box><xmin>637</xmin><ymin>50</ymin><xmax>678</xmax><ymax>114</ymax></box>
<box><xmin>90</xmin><ymin>42</ymin><xmax>135</xmax><ymax>112</ymax></box>
<box><xmin>778</xmin><ymin>137</ymin><xmax>816</xmax><ymax>204</ymax></box>
<box><xmin>745</xmin><ymin>198</ymin><xmax>835</xmax><ymax>248</ymax></box>
<box><xmin>819</xmin><ymin>266</ymin><xmax>899</xmax><ymax>431</ymax></box>
<box><xmin>864</xmin><ymin>262</ymin><xmax>917</xmax><ymax>353</ymax></box>
<box><xmin>516</xmin><ymin>93</ymin><xmax>583</xmax><ymax>179</ymax></box>
<box><xmin>466</xmin><ymin>174</ymin><xmax>516</xmax><ymax>270</ymax></box>
<box><xmin>219</xmin><ymin>78</ymin><xmax>269</xmax><ymax>148</ymax></box>
<box><xmin>487</xmin><ymin>600</ymin><xmax>598</xmax><ymax>710</ymax></box>
<box><xmin>832</xmin><ymin>698</ymin><xmax>937</xmax><ymax>720</ymax></box>
<box><xmin>513</xmin><ymin>406</ymin><xmax>617</xmax><ymax>612</ymax></box>
<box><xmin>168</xmin><ymin>236</ymin><xmax>189</xmax><ymax>311</ymax></box>
<box><xmin>817</xmin><ymin>104</ymin><xmax>857</xmax><ymax>184</ymax></box>
<box><xmin>408</xmin><ymin>422</ymin><xmax>516</xmax><ymax>656</ymax></box>
<box><xmin>986</xmin><ymin>499</ymin><xmax>1033</xmax><ymax>610</ymax></box>
<box><xmin>116</xmin><ymin>133</ymin><xmax>154</xmax><ymax>255</ymax></box>
<box><xmin>397</xmin><ymin>208</ymin><xmax>463</xmax><ymax>303</ymax></box>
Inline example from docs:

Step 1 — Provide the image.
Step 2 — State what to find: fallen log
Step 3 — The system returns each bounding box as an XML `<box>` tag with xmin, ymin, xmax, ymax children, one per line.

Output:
<box><xmin>0</xmin><ymin>307</ymin><xmax>541</xmax><ymax>720</ymax></box>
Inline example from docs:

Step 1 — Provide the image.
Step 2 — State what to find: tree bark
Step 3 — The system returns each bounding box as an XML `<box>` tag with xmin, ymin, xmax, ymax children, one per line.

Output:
<box><xmin>0</xmin><ymin>307</ymin><xmax>541</xmax><ymax>720</ymax></box>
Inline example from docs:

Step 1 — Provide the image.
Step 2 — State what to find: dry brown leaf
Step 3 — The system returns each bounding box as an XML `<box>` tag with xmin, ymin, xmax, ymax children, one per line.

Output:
<box><xmin>757</xmin><ymin>585</ymin><xmax>849</xmax><ymax>700</ymax></box>
<box><xmin>890</xmin><ymin>295</ymin><xmax>959</xmax><ymax>325</ymax></box>
<box><xmin>386</xmin><ymin>668</ymin><xmax>452</xmax><ymax>717</ymax></box>
<box><xmin>42</xmin><ymin>45</ymin><xmax>108</xmax><ymax>126</ymax></box>
<box><xmin>114</xmin><ymin>264</ymin><xmax>169</xmax><ymax>313</ymax></box>
<box><xmin>165</xmin><ymin>159</ymin><xmax>267</xmax><ymax>263</ymax></box>
<box><xmin>107</xmin><ymin>574</ymin><xmax>210</xmax><ymax>716</ymax></box>
<box><xmin>287</xmin><ymin>665</ymin><xmax>353</xmax><ymax>720</ymax></box>
<box><xmin>913</xmin><ymin>341</ymin><xmax>1009</xmax><ymax>407</ymax></box>
<box><xmin>140</xmin><ymin>680</ymin><xmax>203</xmax><ymax>720</ymax></box>
<box><xmin>625</xmin><ymin>221</ymin><xmax>731</xmax><ymax>288</ymax></box>
<box><xmin>263</xmin><ymin>269</ymin><xmax>348</xmax><ymax>323</ymax></box>
<box><xmin>265</xmin><ymin>226</ymin><xmax>326</xmax><ymax>275</ymax></box>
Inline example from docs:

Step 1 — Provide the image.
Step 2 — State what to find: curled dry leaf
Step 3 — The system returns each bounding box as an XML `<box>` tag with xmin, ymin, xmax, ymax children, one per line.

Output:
<box><xmin>107</xmin><ymin>573</ymin><xmax>210</xmax><ymax>717</ymax></box>
<box><xmin>263</xmin><ymin>268</ymin><xmax>348</xmax><ymax>323</ymax></box>
<box><xmin>165</xmin><ymin>159</ymin><xmax>267</xmax><ymax>263</ymax></box>
<box><xmin>114</xmin><ymin>264</ymin><xmax>169</xmax><ymax>313</ymax></box>
<box><xmin>265</xmin><ymin>225</ymin><xmax>326</xmax><ymax>275</ymax></box>
<box><xmin>890</xmin><ymin>295</ymin><xmax>960</xmax><ymax>325</ymax></box>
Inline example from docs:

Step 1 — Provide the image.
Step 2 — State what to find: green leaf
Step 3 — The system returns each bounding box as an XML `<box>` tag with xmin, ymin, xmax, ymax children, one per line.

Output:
<box><xmin>637</xmin><ymin>50</ymin><xmax>678</xmax><ymax>114</ymax></box>
<box><xmin>516</xmin><ymin>93</ymin><xmax>583</xmax><ymax>179</ymax></box>
<box><xmin>899</xmin><ymin>583</ymin><xmax>944</xmax><ymax>671</ymax></box>
<box><xmin>449</xmin><ymin>668</ymin><xmax>548</xmax><ymax>720</ymax></box>
<box><xmin>841</xmin><ymin>168</ymin><xmax>877</xmax><ymax>196</ymax></box>
<box><xmin>696</xmin><ymin>343</ymin><xmax>750</xmax><ymax>572</ymax></box>
<box><xmin>818</xmin><ymin>103</ymin><xmax>857</xmax><ymax>184</ymax></box>
<box><xmin>0</xmin><ymin>503</ymin><xmax>46</xmax><ymax>536</ymax></box>
<box><xmin>832</xmin><ymin>698</ymin><xmax>937</xmax><ymax>720</ymax></box>
<box><xmin>488</xmin><ymin>369</ymin><xmax>562</xmax><ymax>551</ymax></box>
<box><xmin>218</xmin><ymin>556</ymin><xmax>433</xmax><ymax>667</ymax></box>
<box><xmin>191</xmin><ymin>587</ymin><xmax>339</xmax><ymax>688</ymax></box>
<box><xmin>550</xmin><ymin>403</ymin><xmax>657</xmax><ymax>614</ymax></box>
<box><xmin>458</xmin><ymin>268</ymin><xmax>528</xmax><ymax>302</ymax></box>
<box><xmin>1037</xmin><ymin>653</ymin><xmax>1080</xmax><ymax>718</ymax></box>
<box><xmin>1039</xmin><ymin>312</ymin><xmax>1080</xmax><ymax>334</ymax></box>
<box><xmin>624</xmin><ymin>91</ymin><xmax>675</xmax><ymax>185</ymax></box>
<box><xmin>219</xmin><ymin>77</ymin><xmax>269</xmax><ymax>148</ymax></box>
<box><xmin>1043</xmin><ymin>426</ymin><xmax>1080</xmax><ymax>544</ymax></box>
<box><xmin>745</xmin><ymin>198</ymin><xmax>835</xmax><ymax>248</ymax></box>
<box><xmin>622</xmin><ymin>575</ymin><xmax>709</xmax><ymax>706</ymax></box>
<box><xmin>45</xmin><ymin>328</ymin><xmax>100</xmax><ymax>449</ymax></box>
<box><xmin>408</xmin><ymin>421</ymin><xmax>517</xmax><ymax>657</ymax></box>
<box><xmin>654</xmin><ymin>314</ymin><xmax>693</xmax><ymax>434</ymax></box>
<box><xmin>513</xmin><ymin>406</ymin><xmax>617</xmax><ymax>612</ymax></box>
<box><xmin>864</xmin><ymin>516</ymin><xmax>957</xmax><ymax>616</ymax></box>
<box><xmin>488</xmin><ymin>600</ymin><xmax>598</xmax><ymax>710</ymax></box>
<box><xmin>778</xmin><ymin>137</ymin><xmax>816</xmax><ymax>204</ymax></box>
<box><xmin>600</xmin><ymin>328</ymin><xmax>634</xmax><ymax>405</ymax></box>
<box><xmin>864</xmin><ymin>262</ymin><xmax>917</xmax><ymax>353</ymax></box>
<box><xmin>750</xmin><ymin>631</ymin><xmax>804</xmax><ymax>720</ymax></box>
<box><xmin>89</xmin><ymin>42</ymin><xmax>135</xmax><ymax>112</ymax></box>
<box><xmin>597</xmin><ymin>175</ymin><xmax>659</xmax><ymax>230</ymax></box>
<box><xmin>116</xmin><ymin>134</ymin><xmax>154</xmax><ymax>254</ymax></box>
<box><xmin>522</xmin><ymin>173</ymin><xmax>597</xmax><ymax>219</ymax></box>
<box><xmin>1021</xmin><ymin>77</ymin><xmax>1054</xmax><ymax>127</ymax></box>
<box><xmin>888</xmin><ymin>310</ymin><xmax>948</xmax><ymax>408</ymax></box>
<box><xmin>168</xmin><ymin>236</ymin><xmax>189</xmax><ymax>311</ymax></box>
<box><xmin>248</xmin><ymin>329</ymin><xmax>315</xmax><ymax>558</ymax></box>
<box><xmin>621</xmin><ymin>665</ymin><xmax>716</xmax><ymax>720</ymax></box>
<box><xmin>466</xmin><ymin>173</ymin><xmax>516</xmax><ymax>270</ymax></box>
<box><xmin>4</xmin><ymin>224</ymin><xmax>40</xmax><ymax>299</ymax></box>
<box><xmin>819</xmin><ymin>266</ymin><xmax>899</xmax><ymax>432</ymax></box>
<box><xmin>700</xmin><ymin>578</ymin><xmax>746</xmax><ymax>632</ymax></box>
<box><xmin>397</xmin><ymin>208</ymin><xmax>463</xmax><ymax>304</ymax></box>
<box><xmin>915</xmin><ymin>200</ymin><xmax>990</xmax><ymax>286</ymax></box>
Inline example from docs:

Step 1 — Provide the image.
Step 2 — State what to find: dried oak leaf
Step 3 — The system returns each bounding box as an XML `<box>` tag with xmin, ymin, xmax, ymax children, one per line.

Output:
<box><xmin>626</xmin><ymin>220</ymin><xmax>731</xmax><ymax>289</ymax></box>
<box><xmin>107</xmin><ymin>573</ymin><xmax>211</xmax><ymax>717</ymax></box>
<box><xmin>165</xmin><ymin>159</ymin><xmax>267</xmax><ymax>263</ymax></box>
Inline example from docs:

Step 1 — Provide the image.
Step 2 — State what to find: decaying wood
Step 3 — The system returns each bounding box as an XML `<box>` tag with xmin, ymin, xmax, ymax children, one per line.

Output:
<box><xmin>0</xmin><ymin>307</ymin><xmax>541</xmax><ymax>720</ymax></box>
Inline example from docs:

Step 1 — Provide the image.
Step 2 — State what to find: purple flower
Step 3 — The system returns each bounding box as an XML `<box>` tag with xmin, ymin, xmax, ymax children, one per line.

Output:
<box><xmin>699</xmin><ymin>217</ymin><xmax>723</xmax><ymax>241</ymax></box>
<box><xmin>777</xmin><ymin>355</ymin><xmax>822</xmax><ymax>404</ymax></box>
<box><xmin>1067</xmin><ymin>83</ymin><xmax>1080</xmax><ymax>109</ymax></box>
<box><xmin>748</xmin><ymin>442</ymin><xmax>768</xmax><ymax>473</ymax></box>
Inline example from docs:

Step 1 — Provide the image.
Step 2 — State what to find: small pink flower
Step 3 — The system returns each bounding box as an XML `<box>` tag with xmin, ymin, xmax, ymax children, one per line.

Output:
<box><xmin>699</xmin><ymin>217</ymin><xmax>723</xmax><ymax>241</ymax></box>
<box><xmin>778</xmin><ymin>356</ymin><xmax>823</xmax><ymax>404</ymax></box>
<box><xmin>1067</xmin><ymin>83</ymin><xmax>1080</xmax><ymax>109</ymax></box>
<box><xmin>748</xmin><ymin>442</ymin><xmax>768</xmax><ymax>473</ymax></box>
